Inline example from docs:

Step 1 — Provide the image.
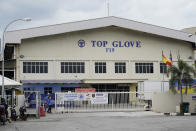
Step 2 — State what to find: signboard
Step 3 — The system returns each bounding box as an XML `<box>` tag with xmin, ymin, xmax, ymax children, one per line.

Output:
<box><xmin>192</xmin><ymin>96</ymin><xmax>196</xmax><ymax>100</ymax></box>
<box><xmin>75</xmin><ymin>88</ymin><xmax>95</xmax><ymax>92</ymax></box>
<box><xmin>64</xmin><ymin>94</ymin><xmax>78</xmax><ymax>101</ymax></box>
<box><xmin>77</xmin><ymin>93</ymin><xmax>85</xmax><ymax>101</ymax></box>
<box><xmin>91</xmin><ymin>93</ymin><xmax>108</xmax><ymax>104</ymax></box>
<box><xmin>63</xmin><ymin>93</ymin><xmax>92</xmax><ymax>101</ymax></box>
<box><xmin>56</xmin><ymin>94</ymin><xmax>64</xmax><ymax>104</ymax></box>
<box><xmin>84</xmin><ymin>93</ymin><xmax>91</xmax><ymax>100</ymax></box>
<box><xmin>77</xmin><ymin>93</ymin><xmax>92</xmax><ymax>101</ymax></box>
<box><xmin>78</xmin><ymin>39</ymin><xmax>142</xmax><ymax>53</ymax></box>
<box><xmin>56</xmin><ymin>93</ymin><xmax>108</xmax><ymax>104</ymax></box>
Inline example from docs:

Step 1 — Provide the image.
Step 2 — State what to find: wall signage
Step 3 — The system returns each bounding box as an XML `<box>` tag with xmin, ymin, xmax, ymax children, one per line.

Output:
<box><xmin>192</xmin><ymin>96</ymin><xmax>196</xmax><ymax>100</ymax></box>
<box><xmin>78</xmin><ymin>39</ymin><xmax>142</xmax><ymax>53</ymax></box>
<box><xmin>78</xmin><ymin>39</ymin><xmax>85</xmax><ymax>48</ymax></box>
<box><xmin>75</xmin><ymin>88</ymin><xmax>96</xmax><ymax>92</ymax></box>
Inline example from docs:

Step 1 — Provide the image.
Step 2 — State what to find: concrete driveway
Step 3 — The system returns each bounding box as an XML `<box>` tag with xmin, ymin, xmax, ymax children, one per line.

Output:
<box><xmin>1</xmin><ymin>111</ymin><xmax>196</xmax><ymax>131</ymax></box>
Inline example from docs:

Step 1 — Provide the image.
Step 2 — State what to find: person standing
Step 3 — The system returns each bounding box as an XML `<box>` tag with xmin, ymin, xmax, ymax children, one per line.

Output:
<box><xmin>47</xmin><ymin>96</ymin><xmax>52</xmax><ymax>113</ymax></box>
<box><xmin>0</xmin><ymin>98</ymin><xmax>8</xmax><ymax>118</ymax></box>
<box><xmin>0</xmin><ymin>98</ymin><xmax>11</xmax><ymax>123</ymax></box>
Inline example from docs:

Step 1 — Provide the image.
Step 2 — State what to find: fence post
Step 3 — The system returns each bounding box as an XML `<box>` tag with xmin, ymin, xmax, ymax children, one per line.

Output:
<box><xmin>55</xmin><ymin>93</ymin><xmax>57</xmax><ymax>113</ymax></box>
<box><xmin>112</xmin><ymin>95</ymin><xmax>114</xmax><ymax>110</ymax></box>
<box><xmin>36</xmin><ymin>91</ymin><xmax>40</xmax><ymax>119</ymax></box>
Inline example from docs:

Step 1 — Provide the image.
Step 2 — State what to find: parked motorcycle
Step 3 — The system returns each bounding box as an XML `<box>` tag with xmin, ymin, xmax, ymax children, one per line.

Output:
<box><xmin>19</xmin><ymin>106</ymin><xmax>27</xmax><ymax>121</ymax></box>
<box><xmin>10</xmin><ymin>106</ymin><xmax>18</xmax><ymax>121</ymax></box>
<box><xmin>0</xmin><ymin>105</ymin><xmax>6</xmax><ymax>125</ymax></box>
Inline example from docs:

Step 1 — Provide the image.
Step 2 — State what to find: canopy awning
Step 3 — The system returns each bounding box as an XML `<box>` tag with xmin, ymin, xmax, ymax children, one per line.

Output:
<box><xmin>0</xmin><ymin>75</ymin><xmax>21</xmax><ymax>86</ymax></box>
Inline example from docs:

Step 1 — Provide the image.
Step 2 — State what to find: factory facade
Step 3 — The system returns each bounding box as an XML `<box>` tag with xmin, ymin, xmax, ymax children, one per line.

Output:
<box><xmin>3</xmin><ymin>16</ymin><xmax>195</xmax><ymax>95</ymax></box>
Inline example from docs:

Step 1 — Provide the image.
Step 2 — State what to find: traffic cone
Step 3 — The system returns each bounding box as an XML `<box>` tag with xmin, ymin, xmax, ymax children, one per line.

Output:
<box><xmin>40</xmin><ymin>106</ymin><xmax>45</xmax><ymax>116</ymax></box>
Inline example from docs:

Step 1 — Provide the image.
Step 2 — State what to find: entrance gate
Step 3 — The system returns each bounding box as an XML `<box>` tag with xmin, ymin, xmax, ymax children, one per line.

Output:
<box><xmin>55</xmin><ymin>92</ymin><xmax>151</xmax><ymax>113</ymax></box>
<box><xmin>24</xmin><ymin>91</ymin><xmax>41</xmax><ymax>118</ymax></box>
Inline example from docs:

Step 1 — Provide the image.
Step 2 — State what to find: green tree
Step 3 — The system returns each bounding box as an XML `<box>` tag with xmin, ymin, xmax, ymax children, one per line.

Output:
<box><xmin>167</xmin><ymin>59</ymin><xmax>195</xmax><ymax>114</ymax></box>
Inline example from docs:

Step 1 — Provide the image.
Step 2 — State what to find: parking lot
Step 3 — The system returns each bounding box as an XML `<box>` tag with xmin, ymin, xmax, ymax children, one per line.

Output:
<box><xmin>1</xmin><ymin>111</ymin><xmax>196</xmax><ymax>131</ymax></box>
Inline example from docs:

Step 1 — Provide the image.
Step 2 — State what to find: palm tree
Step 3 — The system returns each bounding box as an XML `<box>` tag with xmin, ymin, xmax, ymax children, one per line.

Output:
<box><xmin>167</xmin><ymin>59</ymin><xmax>195</xmax><ymax>114</ymax></box>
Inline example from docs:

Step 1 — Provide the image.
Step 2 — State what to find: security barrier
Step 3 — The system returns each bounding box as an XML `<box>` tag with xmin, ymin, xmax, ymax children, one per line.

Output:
<box><xmin>55</xmin><ymin>92</ymin><xmax>152</xmax><ymax>113</ymax></box>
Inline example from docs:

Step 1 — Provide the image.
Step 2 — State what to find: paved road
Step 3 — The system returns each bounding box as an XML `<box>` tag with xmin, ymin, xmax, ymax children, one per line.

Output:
<box><xmin>1</xmin><ymin>112</ymin><xmax>196</xmax><ymax>131</ymax></box>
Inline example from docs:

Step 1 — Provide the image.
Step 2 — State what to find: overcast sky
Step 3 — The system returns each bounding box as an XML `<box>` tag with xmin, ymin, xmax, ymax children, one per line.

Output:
<box><xmin>1</xmin><ymin>0</ymin><xmax>196</xmax><ymax>37</ymax></box>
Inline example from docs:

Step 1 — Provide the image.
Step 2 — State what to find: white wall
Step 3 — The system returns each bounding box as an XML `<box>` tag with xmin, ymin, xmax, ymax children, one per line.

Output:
<box><xmin>152</xmin><ymin>92</ymin><xmax>196</xmax><ymax>113</ymax></box>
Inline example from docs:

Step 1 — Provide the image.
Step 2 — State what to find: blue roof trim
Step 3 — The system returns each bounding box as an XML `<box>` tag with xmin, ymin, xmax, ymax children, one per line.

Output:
<box><xmin>23</xmin><ymin>83</ymin><xmax>81</xmax><ymax>85</ymax></box>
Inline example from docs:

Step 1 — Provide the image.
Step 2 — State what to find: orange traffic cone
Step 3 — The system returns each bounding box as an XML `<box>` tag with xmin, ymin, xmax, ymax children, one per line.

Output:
<box><xmin>40</xmin><ymin>106</ymin><xmax>45</xmax><ymax>116</ymax></box>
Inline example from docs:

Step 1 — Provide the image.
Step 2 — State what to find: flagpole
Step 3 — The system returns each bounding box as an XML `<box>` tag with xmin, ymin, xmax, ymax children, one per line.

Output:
<box><xmin>107</xmin><ymin>0</ymin><xmax>110</xmax><ymax>16</ymax></box>
<box><xmin>162</xmin><ymin>50</ymin><xmax>172</xmax><ymax>92</ymax></box>
<box><xmin>169</xmin><ymin>50</ymin><xmax>173</xmax><ymax>91</ymax></box>
<box><xmin>163</xmin><ymin>66</ymin><xmax>165</xmax><ymax>92</ymax></box>
<box><xmin>162</xmin><ymin>50</ymin><xmax>164</xmax><ymax>91</ymax></box>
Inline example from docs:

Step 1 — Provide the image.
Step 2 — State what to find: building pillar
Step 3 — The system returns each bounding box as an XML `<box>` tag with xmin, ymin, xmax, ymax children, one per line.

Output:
<box><xmin>129</xmin><ymin>83</ymin><xmax>137</xmax><ymax>104</ymax></box>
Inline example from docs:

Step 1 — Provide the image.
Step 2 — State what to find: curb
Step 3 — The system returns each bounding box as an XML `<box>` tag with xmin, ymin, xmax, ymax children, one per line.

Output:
<box><xmin>164</xmin><ymin>112</ymin><xmax>195</xmax><ymax>116</ymax></box>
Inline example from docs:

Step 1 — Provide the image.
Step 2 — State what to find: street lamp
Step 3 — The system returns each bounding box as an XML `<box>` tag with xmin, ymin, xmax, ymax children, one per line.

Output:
<box><xmin>1</xmin><ymin>18</ymin><xmax>32</xmax><ymax>99</ymax></box>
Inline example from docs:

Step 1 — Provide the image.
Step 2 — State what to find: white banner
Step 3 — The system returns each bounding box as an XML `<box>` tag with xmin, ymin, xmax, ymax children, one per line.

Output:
<box><xmin>64</xmin><ymin>94</ymin><xmax>78</xmax><ymax>101</ymax></box>
<box><xmin>77</xmin><ymin>93</ymin><xmax>92</xmax><ymax>101</ymax></box>
<box><xmin>57</xmin><ymin>94</ymin><xmax>64</xmax><ymax>104</ymax></box>
<box><xmin>64</xmin><ymin>93</ymin><xmax>92</xmax><ymax>101</ymax></box>
<box><xmin>91</xmin><ymin>93</ymin><xmax>108</xmax><ymax>104</ymax></box>
<box><xmin>56</xmin><ymin>93</ymin><xmax>108</xmax><ymax>104</ymax></box>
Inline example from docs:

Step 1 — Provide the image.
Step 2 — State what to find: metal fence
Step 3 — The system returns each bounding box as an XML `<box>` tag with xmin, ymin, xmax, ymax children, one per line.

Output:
<box><xmin>24</xmin><ymin>91</ymin><xmax>41</xmax><ymax>118</ymax></box>
<box><xmin>55</xmin><ymin>92</ymin><xmax>152</xmax><ymax>113</ymax></box>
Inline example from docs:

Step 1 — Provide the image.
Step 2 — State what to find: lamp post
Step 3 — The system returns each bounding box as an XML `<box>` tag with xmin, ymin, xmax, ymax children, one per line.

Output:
<box><xmin>1</xmin><ymin>18</ymin><xmax>31</xmax><ymax>99</ymax></box>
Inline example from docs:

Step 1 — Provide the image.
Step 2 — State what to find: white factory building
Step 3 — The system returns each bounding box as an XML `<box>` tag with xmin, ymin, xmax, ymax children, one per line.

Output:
<box><xmin>2</xmin><ymin>16</ymin><xmax>195</xmax><ymax>95</ymax></box>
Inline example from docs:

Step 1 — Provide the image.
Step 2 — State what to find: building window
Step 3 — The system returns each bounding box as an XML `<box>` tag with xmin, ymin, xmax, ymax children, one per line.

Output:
<box><xmin>23</xmin><ymin>88</ymin><xmax>31</xmax><ymax>91</ymax></box>
<box><xmin>160</xmin><ymin>63</ymin><xmax>167</xmax><ymax>73</ymax></box>
<box><xmin>44</xmin><ymin>87</ymin><xmax>52</xmax><ymax>94</ymax></box>
<box><xmin>135</xmin><ymin>63</ymin><xmax>153</xmax><ymax>73</ymax></box>
<box><xmin>115</xmin><ymin>62</ymin><xmax>126</xmax><ymax>73</ymax></box>
<box><xmin>95</xmin><ymin>62</ymin><xmax>106</xmax><ymax>73</ymax></box>
<box><xmin>23</xmin><ymin>62</ymin><xmax>48</xmax><ymax>73</ymax></box>
<box><xmin>61</xmin><ymin>62</ymin><xmax>85</xmax><ymax>73</ymax></box>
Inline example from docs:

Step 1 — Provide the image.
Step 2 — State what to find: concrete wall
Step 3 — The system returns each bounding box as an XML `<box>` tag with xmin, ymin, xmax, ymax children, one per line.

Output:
<box><xmin>15</xmin><ymin>26</ymin><xmax>194</xmax><ymax>83</ymax></box>
<box><xmin>152</xmin><ymin>92</ymin><xmax>196</xmax><ymax>113</ymax></box>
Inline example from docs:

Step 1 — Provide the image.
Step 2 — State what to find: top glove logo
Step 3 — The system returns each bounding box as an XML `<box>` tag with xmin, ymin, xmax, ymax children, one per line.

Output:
<box><xmin>78</xmin><ymin>39</ymin><xmax>85</xmax><ymax>48</ymax></box>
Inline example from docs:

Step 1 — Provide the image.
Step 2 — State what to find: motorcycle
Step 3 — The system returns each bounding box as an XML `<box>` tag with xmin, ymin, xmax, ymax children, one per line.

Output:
<box><xmin>10</xmin><ymin>106</ymin><xmax>18</xmax><ymax>121</ymax></box>
<box><xmin>19</xmin><ymin>106</ymin><xmax>27</xmax><ymax>121</ymax></box>
<box><xmin>0</xmin><ymin>105</ymin><xmax>6</xmax><ymax>125</ymax></box>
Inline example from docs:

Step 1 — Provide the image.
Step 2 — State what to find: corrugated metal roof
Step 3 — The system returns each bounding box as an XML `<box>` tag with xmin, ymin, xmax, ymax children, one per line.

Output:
<box><xmin>5</xmin><ymin>16</ymin><xmax>195</xmax><ymax>44</ymax></box>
